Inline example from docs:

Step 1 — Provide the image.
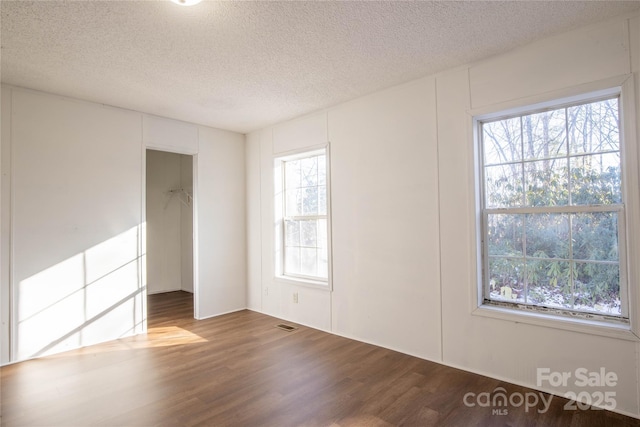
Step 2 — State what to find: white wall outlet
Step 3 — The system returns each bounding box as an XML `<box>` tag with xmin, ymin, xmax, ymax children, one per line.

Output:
<box><xmin>293</xmin><ymin>292</ymin><xmax>299</xmax><ymax>304</ymax></box>
<box><xmin>263</xmin><ymin>287</ymin><xmax>269</xmax><ymax>297</ymax></box>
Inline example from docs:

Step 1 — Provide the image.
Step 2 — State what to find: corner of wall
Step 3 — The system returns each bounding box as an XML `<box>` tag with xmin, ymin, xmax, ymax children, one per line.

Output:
<box><xmin>1</xmin><ymin>85</ymin><xmax>13</xmax><ymax>364</ymax></box>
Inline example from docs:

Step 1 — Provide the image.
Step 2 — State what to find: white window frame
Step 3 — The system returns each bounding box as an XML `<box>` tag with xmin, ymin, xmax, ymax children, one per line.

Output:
<box><xmin>274</xmin><ymin>144</ymin><xmax>332</xmax><ymax>289</ymax></box>
<box><xmin>471</xmin><ymin>77</ymin><xmax>640</xmax><ymax>341</ymax></box>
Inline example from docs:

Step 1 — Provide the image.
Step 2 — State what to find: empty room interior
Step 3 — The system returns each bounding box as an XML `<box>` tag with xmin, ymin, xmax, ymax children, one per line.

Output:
<box><xmin>2</xmin><ymin>1</ymin><xmax>640</xmax><ymax>426</ymax></box>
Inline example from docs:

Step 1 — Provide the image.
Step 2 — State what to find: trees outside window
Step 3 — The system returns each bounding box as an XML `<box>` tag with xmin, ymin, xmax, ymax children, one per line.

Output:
<box><xmin>479</xmin><ymin>97</ymin><xmax>627</xmax><ymax>320</ymax></box>
<box><xmin>278</xmin><ymin>150</ymin><xmax>329</xmax><ymax>282</ymax></box>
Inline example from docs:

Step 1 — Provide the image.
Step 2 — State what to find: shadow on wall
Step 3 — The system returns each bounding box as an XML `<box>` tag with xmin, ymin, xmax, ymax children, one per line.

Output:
<box><xmin>16</xmin><ymin>225</ymin><xmax>147</xmax><ymax>360</ymax></box>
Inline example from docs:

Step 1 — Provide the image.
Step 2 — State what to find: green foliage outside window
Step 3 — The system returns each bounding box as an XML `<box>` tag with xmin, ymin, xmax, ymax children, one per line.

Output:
<box><xmin>482</xmin><ymin>97</ymin><xmax>624</xmax><ymax>317</ymax></box>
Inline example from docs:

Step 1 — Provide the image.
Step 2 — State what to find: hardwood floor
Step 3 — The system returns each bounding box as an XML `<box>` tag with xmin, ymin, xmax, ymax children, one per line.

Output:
<box><xmin>2</xmin><ymin>291</ymin><xmax>638</xmax><ymax>426</ymax></box>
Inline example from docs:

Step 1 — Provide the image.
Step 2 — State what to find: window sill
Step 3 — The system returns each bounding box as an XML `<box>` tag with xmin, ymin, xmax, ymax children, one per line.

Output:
<box><xmin>274</xmin><ymin>275</ymin><xmax>332</xmax><ymax>291</ymax></box>
<box><xmin>472</xmin><ymin>304</ymin><xmax>639</xmax><ymax>342</ymax></box>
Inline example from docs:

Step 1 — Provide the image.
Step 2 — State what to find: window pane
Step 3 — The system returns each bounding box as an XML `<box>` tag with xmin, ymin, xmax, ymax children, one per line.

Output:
<box><xmin>302</xmin><ymin>186</ymin><xmax>319</xmax><ymax>215</ymax></box>
<box><xmin>280</xmin><ymin>151</ymin><xmax>329</xmax><ymax>282</ymax></box>
<box><xmin>522</xmin><ymin>108</ymin><xmax>567</xmax><ymax>161</ymax></box>
<box><xmin>572</xmin><ymin>212</ymin><xmax>618</xmax><ymax>262</ymax></box>
<box><xmin>568</xmin><ymin>99</ymin><xmax>619</xmax><ymax>155</ymax></box>
<box><xmin>488</xmin><ymin>257</ymin><xmax>525</xmax><ymax>303</ymax></box>
<box><xmin>300</xmin><ymin>220</ymin><xmax>317</xmax><ymax>247</ymax></box>
<box><xmin>570</xmin><ymin>153</ymin><xmax>621</xmax><ymax>205</ymax></box>
<box><xmin>285</xmin><ymin>247</ymin><xmax>301</xmax><ymax>276</ymax></box>
<box><xmin>485</xmin><ymin>163</ymin><xmax>523</xmax><ymax>208</ymax></box>
<box><xmin>480</xmin><ymin>97</ymin><xmax>624</xmax><ymax>319</ymax></box>
<box><xmin>285</xmin><ymin>159</ymin><xmax>301</xmax><ymax>189</ymax></box>
<box><xmin>525</xmin><ymin>158</ymin><xmax>568</xmax><ymax>206</ymax></box>
<box><xmin>574</xmin><ymin>262</ymin><xmax>621</xmax><ymax>315</ymax></box>
<box><xmin>284</xmin><ymin>220</ymin><xmax>300</xmax><ymax>247</ymax></box>
<box><xmin>483</xmin><ymin>118</ymin><xmax>522</xmax><ymax>165</ymax></box>
<box><xmin>526</xmin><ymin>259</ymin><xmax>572</xmax><ymax>309</ymax></box>
<box><xmin>525</xmin><ymin>213</ymin><xmax>569</xmax><ymax>259</ymax></box>
<box><xmin>318</xmin><ymin>186</ymin><xmax>327</xmax><ymax>215</ymax></box>
<box><xmin>487</xmin><ymin>214</ymin><xmax>523</xmax><ymax>256</ymax></box>
<box><xmin>285</xmin><ymin>189</ymin><xmax>302</xmax><ymax>216</ymax></box>
<box><xmin>301</xmin><ymin>156</ymin><xmax>318</xmax><ymax>187</ymax></box>
<box><xmin>300</xmin><ymin>248</ymin><xmax>318</xmax><ymax>276</ymax></box>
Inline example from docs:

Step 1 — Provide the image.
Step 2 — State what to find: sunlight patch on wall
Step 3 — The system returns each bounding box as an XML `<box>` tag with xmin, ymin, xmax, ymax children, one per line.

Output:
<box><xmin>16</xmin><ymin>225</ymin><xmax>146</xmax><ymax>360</ymax></box>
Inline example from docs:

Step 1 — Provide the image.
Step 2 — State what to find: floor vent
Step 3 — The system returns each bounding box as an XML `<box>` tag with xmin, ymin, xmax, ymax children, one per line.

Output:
<box><xmin>275</xmin><ymin>323</ymin><xmax>297</xmax><ymax>332</ymax></box>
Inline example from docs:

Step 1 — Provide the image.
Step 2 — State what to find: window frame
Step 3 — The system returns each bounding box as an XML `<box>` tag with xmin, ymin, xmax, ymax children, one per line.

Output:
<box><xmin>471</xmin><ymin>78</ymin><xmax>640</xmax><ymax>340</ymax></box>
<box><xmin>274</xmin><ymin>144</ymin><xmax>332</xmax><ymax>289</ymax></box>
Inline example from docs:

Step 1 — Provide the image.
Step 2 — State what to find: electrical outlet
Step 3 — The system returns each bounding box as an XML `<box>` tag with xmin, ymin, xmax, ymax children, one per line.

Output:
<box><xmin>293</xmin><ymin>292</ymin><xmax>299</xmax><ymax>304</ymax></box>
<box><xmin>263</xmin><ymin>287</ymin><xmax>269</xmax><ymax>297</ymax></box>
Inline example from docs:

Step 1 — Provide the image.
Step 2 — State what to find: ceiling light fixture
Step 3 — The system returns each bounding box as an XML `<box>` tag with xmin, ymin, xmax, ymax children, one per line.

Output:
<box><xmin>170</xmin><ymin>0</ymin><xmax>201</xmax><ymax>6</ymax></box>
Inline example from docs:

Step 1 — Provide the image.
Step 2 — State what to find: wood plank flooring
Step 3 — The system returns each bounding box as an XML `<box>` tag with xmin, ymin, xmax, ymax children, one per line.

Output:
<box><xmin>1</xmin><ymin>291</ymin><xmax>638</xmax><ymax>426</ymax></box>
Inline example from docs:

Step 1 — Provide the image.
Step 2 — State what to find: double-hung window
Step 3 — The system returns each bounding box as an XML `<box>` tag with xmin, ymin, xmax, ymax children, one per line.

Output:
<box><xmin>478</xmin><ymin>93</ymin><xmax>629</xmax><ymax>322</ymax></box>
<box><xmin>276</xmin><ymin>148</ymin><xmax>329</xmax><ymax>283</ymax></box>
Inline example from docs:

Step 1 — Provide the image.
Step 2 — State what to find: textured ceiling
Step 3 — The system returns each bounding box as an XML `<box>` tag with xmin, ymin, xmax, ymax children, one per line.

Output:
<box><xmin>2</xmin><ymin>1</ymin><xmax>639</xmax><ymax>133</ymax></box>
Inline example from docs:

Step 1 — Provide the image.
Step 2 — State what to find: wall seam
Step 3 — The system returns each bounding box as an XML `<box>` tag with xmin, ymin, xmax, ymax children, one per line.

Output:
<box><xmin>634</xmin><ymin>16</ymin><xmax>640</xmax><ymax>413</ymax></box>
<box><xmin>636</xmin><ymin>340</ymin><xmax>640</xmax><ymax>416</ymax></box>
<box><xmin>259</xmin><ymin>132</ymin><xmax>264</xmax><ymax>312</ymax></box>
<box><xmin>8</xmin><ymin>87</ymin><xmax>15</xmax><ymax>362</ymax></box>
<box><xmin>140</xmin><ymin>114</ymin><xmax>145</xmax><ymax>334</ymax></box>
<box><xmin>434</xmin><ymin>77</ymin><xmax>444</xmax><ymax>364</ymax></box>
<box><xmin>627</xmin><ymin>18</ymin><xmax>633</xmax><ymax>76</ymax></box>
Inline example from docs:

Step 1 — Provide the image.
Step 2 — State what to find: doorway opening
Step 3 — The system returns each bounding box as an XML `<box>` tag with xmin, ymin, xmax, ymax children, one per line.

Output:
<box><xmin>145</xmin><ymin>149</ymin><xmax>195</xmax><ymax>320</ymax></box>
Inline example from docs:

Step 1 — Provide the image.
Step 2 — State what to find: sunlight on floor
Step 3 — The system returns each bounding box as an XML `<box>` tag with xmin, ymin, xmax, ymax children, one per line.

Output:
<box><xmin>48</xmin><ymin>326</ymin><xmax>208</xmax><ymax>358</ymax></box>
<box><xmin>145</xmin><ymin>325</ymin><xmax>208</xmax><ymax>347</ymax></box>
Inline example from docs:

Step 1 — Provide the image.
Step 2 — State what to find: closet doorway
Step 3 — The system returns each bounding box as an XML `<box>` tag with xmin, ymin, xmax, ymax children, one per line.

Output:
<box><xmin>145</xmin><ymin>149</ymin><xmax>195</xmax><ymax>317</ymax></box>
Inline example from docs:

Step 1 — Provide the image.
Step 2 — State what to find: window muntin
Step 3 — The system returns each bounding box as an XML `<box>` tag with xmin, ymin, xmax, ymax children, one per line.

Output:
<box><xmin>281</xmin><ymin>151</ymin><xmax>328</xmax><ymax>281</ymax></box>
<box><xmin>479</xmin><ymin>97</ymin><xmax>627</xmax><ymax>320</ymax></box>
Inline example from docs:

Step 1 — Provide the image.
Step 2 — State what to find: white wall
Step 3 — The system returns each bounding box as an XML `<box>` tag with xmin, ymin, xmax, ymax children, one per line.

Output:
<box><xmin>146</xmin><ymin>150</ymin><xmax>193</xmax><ymax>295</ymax></box>
<box><xmin>0</xmin><ymin>86</ymin><xmax>246</xmax><ymax>363</ymax></box>
<box><xmin>328</xmin><ymin>82</ymin><xmax>442</xmax><ymax>360</ymax></box>
<box><xmin>249</xmin><ymin>87</ymin><xmax>443</xmax><ymax>355</ymax></box>
<box><xmin>6</xmin><ymin>89</ymin><xmax>144</xmax><ymax>361</ymax></box>
<box><xmin>246</xmin><ymin>12</ymin><xmax>640</xmax><ymax>418</ymax></box>
<box><xmin>194</xmin><ymin>126</ymin><xmax>246</xmax><ymax>319</ymax></box>
<box><xmin>246</xmin><ymin>131</ymin><xmax>262</xmax><ymax>312</ymax></box>
<box><xmin>141</xmin><ymin>113</ymin><xmax>246</xmax><ymax>318</ymax></box>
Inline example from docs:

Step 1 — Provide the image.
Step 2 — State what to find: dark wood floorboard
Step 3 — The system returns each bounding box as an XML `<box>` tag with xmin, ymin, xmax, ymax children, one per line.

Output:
<box><xmin>1</xmin><ymin>291</ymin><xmax>638</xmax><ymax>426</ymax></box>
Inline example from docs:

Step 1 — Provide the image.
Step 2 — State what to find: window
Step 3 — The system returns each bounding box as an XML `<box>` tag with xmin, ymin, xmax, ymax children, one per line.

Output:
<box><xmin>276</xmin><ymin>148</ymin><xmax>329</xmax><ymax>283</ymax></box>
<box><xmin>478</xmin><ymin>94</ymin><xmax>628</xmax><ymax>322</ymax></box>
